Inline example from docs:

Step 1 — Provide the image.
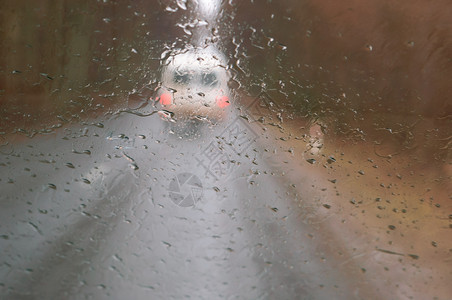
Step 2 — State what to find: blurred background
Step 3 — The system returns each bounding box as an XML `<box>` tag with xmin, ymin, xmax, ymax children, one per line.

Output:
<box><xmin>0</xmin><ymin>0</ymin><xmax>451</xmax><ymax>299</ymax></box>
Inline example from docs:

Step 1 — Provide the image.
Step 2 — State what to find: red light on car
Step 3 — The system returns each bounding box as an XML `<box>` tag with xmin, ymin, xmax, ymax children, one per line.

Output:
<box><xmin>160</xmin><ymin>93</ymin><xmax>172</xmax><ymax>105</ymax></box>
<box><xmin>216</xmin><ymin>95</ymin><xmax>230</xmax><ymax>108</ymax></box>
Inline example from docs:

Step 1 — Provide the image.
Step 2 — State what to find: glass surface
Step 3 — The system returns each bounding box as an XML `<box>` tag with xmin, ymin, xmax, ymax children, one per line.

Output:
<box><xmin>1</xmin><ymin>0</ymin><xmax>451</xmax><ymax>299</ymax></box>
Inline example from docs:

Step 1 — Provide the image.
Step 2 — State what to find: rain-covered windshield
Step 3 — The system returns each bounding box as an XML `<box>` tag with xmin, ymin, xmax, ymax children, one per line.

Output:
<box><xmin>1</xmin><ymin>0</ymin><xmax>451</xmax><ymax>299</ymax></box>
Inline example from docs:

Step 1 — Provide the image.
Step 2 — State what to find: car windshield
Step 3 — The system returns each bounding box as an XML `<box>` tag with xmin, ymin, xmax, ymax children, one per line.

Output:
<box><xmin>1</xmin><ymin>0</ymin><xmax>451</xmax><ymax>299</ymax></box>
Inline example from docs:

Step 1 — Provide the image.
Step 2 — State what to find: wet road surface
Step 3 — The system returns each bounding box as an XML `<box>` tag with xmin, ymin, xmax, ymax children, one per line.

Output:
<box><xmin>0</xmin><ymin>103</ymin><xmax>382</xmax><ymax>299</ymax></box>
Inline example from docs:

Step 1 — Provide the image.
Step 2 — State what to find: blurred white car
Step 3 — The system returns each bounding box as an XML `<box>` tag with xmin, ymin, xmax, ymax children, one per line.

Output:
<box><xmin>155</xmin><ymin>46</ymin><xmax>231</xmax><ymax>122</ymax></box>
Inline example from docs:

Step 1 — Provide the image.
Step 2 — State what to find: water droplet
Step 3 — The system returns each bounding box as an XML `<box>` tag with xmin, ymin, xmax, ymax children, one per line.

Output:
<box><xmin>176</xmin><ymin>0</ymin><xmax>187</xmax><ymax>10</ymax></box>
<box><xmin>306</xmin><ymin>158</ymin><xmax>316</xmax><ymax>164</ymax></box>
<box><xmin>72</xmin><ymin>149</ymin><xmax>91</xmax><ymax>155</ymax></box>
<box><xmin>158</xmin><ymin>110</ymin><xmax>176</xmax><ymax>122</ymax></box>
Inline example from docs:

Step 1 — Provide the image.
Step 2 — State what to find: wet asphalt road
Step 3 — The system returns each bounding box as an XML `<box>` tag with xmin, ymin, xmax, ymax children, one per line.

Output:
<box><xmin>0</xmin><ymin>107</ymin><xmax>377</xmax><ymax>300</ymax></box>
